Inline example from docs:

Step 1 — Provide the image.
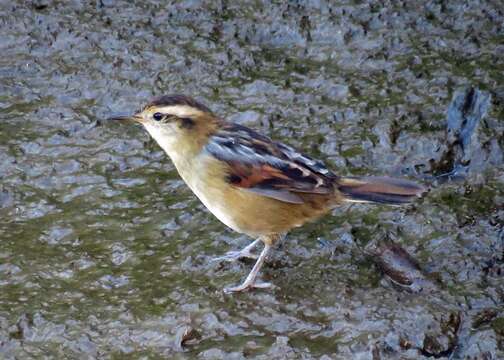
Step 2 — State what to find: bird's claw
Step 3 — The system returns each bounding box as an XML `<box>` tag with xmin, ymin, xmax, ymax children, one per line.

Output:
<box><xmin>223</xmin><ymin>281</ymin><xmax>273</xmax><ymax>293</ymax></box>
<box><xmin>212</xmin><ymin>250</ymin><xmax>258</xmax><ymax>263</ymax></box>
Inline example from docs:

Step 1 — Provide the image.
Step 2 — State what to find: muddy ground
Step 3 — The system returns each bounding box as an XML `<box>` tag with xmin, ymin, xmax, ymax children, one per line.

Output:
<box><xmin>1</xmin><ymin>0</ymin><xmax>503</xmax><ymax>359</ymax></box>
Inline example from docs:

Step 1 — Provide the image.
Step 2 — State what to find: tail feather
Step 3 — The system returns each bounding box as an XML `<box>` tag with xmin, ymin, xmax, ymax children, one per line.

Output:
<box><xmin>337</xmin><ymin>176</ymin><xmax>425</xmax><ymax>205</ymax></box>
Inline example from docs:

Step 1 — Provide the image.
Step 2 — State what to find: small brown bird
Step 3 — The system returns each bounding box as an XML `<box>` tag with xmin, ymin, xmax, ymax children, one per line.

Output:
<box><xmin>109</xmin><ymin>95</ymin><xmax>424</xmax><ymax>293</ymax></box>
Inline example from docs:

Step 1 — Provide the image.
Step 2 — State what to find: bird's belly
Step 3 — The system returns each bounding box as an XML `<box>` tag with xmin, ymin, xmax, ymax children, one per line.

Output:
<box><xmin>177</xmin><ymin>157</ymin><xmax>245</xmax><ymax>234</ymax></box>
<box><xmin>187</xmin><ymin>178</ymin><xmax>245</xmax><ymax>234</ymax></box>
<box><xmin>187</xmin><ymin>176</ymin><xmax>326</xmax><ymax>237</ymax></box>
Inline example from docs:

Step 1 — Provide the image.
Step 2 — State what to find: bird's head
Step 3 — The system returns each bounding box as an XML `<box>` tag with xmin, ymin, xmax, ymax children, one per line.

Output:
<box><xmin>109</xmin><ymin>95</ymin><xmax>219</xmax><ymax>159</ymax></box>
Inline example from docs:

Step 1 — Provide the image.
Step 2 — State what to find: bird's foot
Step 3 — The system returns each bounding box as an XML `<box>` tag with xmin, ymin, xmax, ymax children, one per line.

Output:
<box><xmin>211</xmin><ymin>238</ymin><xmax>261</xmax><ymax>263</ymax></box>
<box><xmin>220</xmin><ymin>241</ymin><xmax>273</xmax><ymax>293</ymax></box>
<box><xmin>223</xmin><ymin>281</ymin><xmax>273</xmax><ymax>293</ymax></box>
<box><xmin>212</xmin><ymin>249</ymin><xmax>258</xmax><ymax>263</ymax></box>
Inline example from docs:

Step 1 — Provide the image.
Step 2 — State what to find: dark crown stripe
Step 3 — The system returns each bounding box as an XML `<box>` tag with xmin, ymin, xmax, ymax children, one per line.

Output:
<box><xmin>145</xmin><ymin>95</ymin><xmax>212</xmax><ymax>114</ymax></box>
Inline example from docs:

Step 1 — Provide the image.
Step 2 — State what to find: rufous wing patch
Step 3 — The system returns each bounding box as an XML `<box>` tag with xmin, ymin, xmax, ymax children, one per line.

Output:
<box><xmin>206</xmin><ymin>123</ymin><xmax>337</xmax><ymax>204</ymax></box>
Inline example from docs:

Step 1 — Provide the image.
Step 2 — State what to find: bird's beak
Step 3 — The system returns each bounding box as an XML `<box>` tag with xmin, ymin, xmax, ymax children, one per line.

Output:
<box><xmin>107</xmin><ymin>113</ymin><xmax>144</xmax><ymax>123</ymax></box>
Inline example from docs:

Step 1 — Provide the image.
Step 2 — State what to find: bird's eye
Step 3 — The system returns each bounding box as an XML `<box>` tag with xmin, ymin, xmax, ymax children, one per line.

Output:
<box><xmin>153</xmin><ymin>112</ymin><xmax>163</xmax><ymax>121</ymax></box>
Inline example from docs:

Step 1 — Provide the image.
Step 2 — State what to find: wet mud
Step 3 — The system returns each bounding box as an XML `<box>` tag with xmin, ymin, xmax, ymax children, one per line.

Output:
<box><xmin>1</xmin><ymin>1</ymin><xmax>503</xmax><ymax>358</ymax></box>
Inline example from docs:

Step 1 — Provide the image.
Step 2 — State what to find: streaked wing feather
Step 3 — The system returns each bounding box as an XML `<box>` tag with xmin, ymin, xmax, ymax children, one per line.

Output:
<box><xmin>205</xmin><ymin>123</ymin><xmax>336</xmax><ymax>204</ymax></box>
<box><xmin>243</xmin><ymin>187</ymin><xmax>304</xmax><ymax>204</ymax></box>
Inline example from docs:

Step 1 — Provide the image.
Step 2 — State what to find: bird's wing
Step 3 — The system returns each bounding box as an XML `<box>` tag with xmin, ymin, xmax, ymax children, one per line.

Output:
<box><xmin>205</xmin><ymin>123</ymin><xmax>337</xmax><ymax>204</ymax></box>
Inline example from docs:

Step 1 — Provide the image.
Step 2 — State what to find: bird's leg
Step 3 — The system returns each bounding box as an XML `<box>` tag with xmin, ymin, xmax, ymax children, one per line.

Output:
<box><xmin>223</xmin><ymin>243</ymin><xmax>272</xmax><ymax>293</ymax></box>
<box><xmin>212</xmin><ymin>238</ymin><xmax>261</xmax><ymax>262</ymax></box>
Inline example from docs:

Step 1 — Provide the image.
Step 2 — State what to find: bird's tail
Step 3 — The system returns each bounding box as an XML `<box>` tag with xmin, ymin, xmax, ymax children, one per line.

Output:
<box><xmin>337</xmin><ymin>176</ymin><xmax>425</xmax><ymax>205</ymax></box>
